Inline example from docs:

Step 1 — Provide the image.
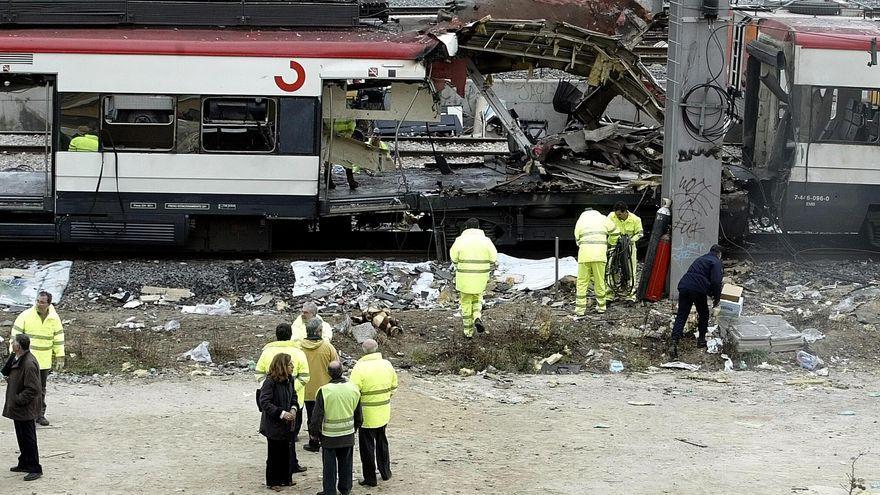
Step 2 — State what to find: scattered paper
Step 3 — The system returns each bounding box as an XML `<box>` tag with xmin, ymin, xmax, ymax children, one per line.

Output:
<box><xmin>660</xmin><ymin>362</ymin><xmax>701</xmax><ymax>371</ymax></box>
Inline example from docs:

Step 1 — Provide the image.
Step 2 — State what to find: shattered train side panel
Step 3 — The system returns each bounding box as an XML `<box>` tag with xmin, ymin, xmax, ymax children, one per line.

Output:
<box><xmin>442</xmin><ymin>19</ymin><xmax>665</xmax><ymax>129</ymax></box>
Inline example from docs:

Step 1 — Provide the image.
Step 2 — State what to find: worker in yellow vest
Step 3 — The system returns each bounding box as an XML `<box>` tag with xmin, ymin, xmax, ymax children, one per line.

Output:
<box><xmin>308</xmin><ymin>361</ymin><xmax>362</xmax><ymax>495</ymax></box>
<box><xmin>325</xmin><ymin>119</ymin><xmax>360</xmax><ymax>190</ymax></box>
<box><xmin>607</xmin><ymin>202</ymin><xmax>644</xmax><ymax>302</ymax></box>
<box><xmin>449</xmin><ymin>218</ymin><xmax>498</xmax><ymax>337</ymax></box>
<box><xmin>254</xmin><ymin>323</ymin><xmax>311</xmax><ymax>476</ymax></box>
<box><xmin>68</xmin><ymin>125</ymin><xmax>99</xmax><ymax>151</ymax></box>
<box><xmin>349</xmin><ymin>339</ymin><xmax>398</xmax><ymax>487</ymax></box>
<box><xmin>574</xmin><ymin>208</ymin><xmax>619</xmax><ymax>315</ymax></box>
<box><xmin>10</xmin><ymin>291</ymin><xmax>64</xmax><ymax>426</ymax></box>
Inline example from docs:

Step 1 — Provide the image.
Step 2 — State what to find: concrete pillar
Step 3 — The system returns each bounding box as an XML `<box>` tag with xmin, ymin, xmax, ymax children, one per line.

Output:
<box><xmin>662</xmin><ymin>0</ymin><xmax>730</xmax><ymax>297</ymax></box>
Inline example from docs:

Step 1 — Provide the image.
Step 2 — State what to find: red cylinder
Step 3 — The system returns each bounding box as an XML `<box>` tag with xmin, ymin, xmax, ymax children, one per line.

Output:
<box><xmin>645</xmin><ymin>234</ymin><xmax>671</xmax><ymax>302</ymax></box>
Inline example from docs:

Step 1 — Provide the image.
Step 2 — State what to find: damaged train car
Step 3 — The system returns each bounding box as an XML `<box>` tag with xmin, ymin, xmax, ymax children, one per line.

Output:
<box><xmin>0</xmin><ymin>0</ymin><xmax>667</xmax><ymax>252</ymax></box>
<box><xmin>729</xmin><ymin>11</ymin><xmax>880</xmax><ymax>247</ymax></box>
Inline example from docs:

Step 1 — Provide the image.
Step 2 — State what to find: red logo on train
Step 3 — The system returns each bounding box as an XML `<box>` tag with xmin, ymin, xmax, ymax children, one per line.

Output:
<box><xmin>274</xmin><ymin>60</ymin><xmax>306</xmax><ymax>92</ymax></box>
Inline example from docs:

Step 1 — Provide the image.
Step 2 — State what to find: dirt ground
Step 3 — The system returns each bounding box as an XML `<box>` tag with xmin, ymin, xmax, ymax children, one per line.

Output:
<box><xmin>0</xmin><ymin>369</ymin><xmax>878</xmax><ymax>494</ymax></box>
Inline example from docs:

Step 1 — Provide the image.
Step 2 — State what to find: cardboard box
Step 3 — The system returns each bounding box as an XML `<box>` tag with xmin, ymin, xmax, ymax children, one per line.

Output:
<box><xmin>719</xmin><ymin>296</ymin><xmax>743</xmax><ymax>318</ymax></box>
<box><xmin>721</xmin><ymin>283</ymin><xmax>743</xmax><ymax>302</ymax></box>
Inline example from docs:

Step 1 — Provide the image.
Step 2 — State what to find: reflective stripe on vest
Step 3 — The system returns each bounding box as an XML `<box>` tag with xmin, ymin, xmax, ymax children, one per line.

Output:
<box><xmin>321</xmin><ymin>382</ymin><xmax>361</xmax><ymax>437</ymax></box>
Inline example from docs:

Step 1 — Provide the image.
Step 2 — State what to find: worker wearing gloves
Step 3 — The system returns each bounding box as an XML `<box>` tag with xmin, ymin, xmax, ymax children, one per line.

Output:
<box><xmin>449</xmin><ymin>218</ymin><xmax>498</xmax><ymax>338</ymax></box>
<box><xmin>574</xmin><ymin>208</ymin><xmax>619</xmax><ymax>315</ymax></box>
<box><xmin>607</xmin><ymin>202</ymin><xmax>644</xmax><ymax>302</ymax></box>
<box><xmin>255</xmin><ymin>323</ymin><xmax>310</xmax><ymax>476</ymax></box>
<box><xmin>349</xmin><ymin>339</ymin><xmax>398</xmax><ymax>487</ymax></box>
<box><xmin>10</xmin><ymin>291</ymin><xmax>64</xmax><ymax>426</ymax></box>
<box><xmin>669</xmin><ymin>245</ymin><xmax>724</xmax><ymax>359</ymax></box>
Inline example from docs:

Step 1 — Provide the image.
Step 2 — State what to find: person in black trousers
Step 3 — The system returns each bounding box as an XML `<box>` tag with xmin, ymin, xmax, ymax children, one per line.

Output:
<box><xmin>2</xmin><ymin>333</ymin><xmax>44</xmax><ymax>481</ymax></box>
<box><xmin>309</xmin><ymin>361</ymin><xmax>363</xmax><ymax>495</ymax></box>
<box><xmin>669</xmin><ymin>245</ymin><xmax>723</xmax><ymax>359</ymax></box>
<box><xmin>259</xmin><ymin>353</ymin><xmax>299</xmax><ymax>491</ymax></box>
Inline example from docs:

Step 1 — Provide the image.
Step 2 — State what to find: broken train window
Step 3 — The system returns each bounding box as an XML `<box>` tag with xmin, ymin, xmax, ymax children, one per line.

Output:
<box><xmin>201</xmin><ymin>97</ymin><xmax>277</xmax><ymax>153</ymax></box>
<box><xmin>801</xmin><ymin>86</ymin><xmax>880</xmax><ymax>145</ymax></box>
<box><xmin>102</xmin><ymin>94</ymin><xmax>176</xmax><ymax>151</ymax></box>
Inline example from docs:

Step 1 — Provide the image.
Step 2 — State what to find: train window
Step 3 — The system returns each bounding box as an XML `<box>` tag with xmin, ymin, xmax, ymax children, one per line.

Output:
<box><xmin>102</xmin><ymin>94</ymin><xmax>175</xmax><ymax>151</ymax></box>
<box><xmin>804</xmin><ymin>86</ymin><xmax>880</xmax><ymax>145</ymax></box>
<box><xmin>176</xmin><ymin>95</ymin><xmax>201</xmax><ymax>154</ymax></box>
<box><xmin>59</xmin><ymin>93</ymin><xmax>100</xmax><ymax>151</ymax></box>
<box><xmin>201</xmin><ymin>97</ymin><xmax>277</xmax><ymax>153</ymax></box>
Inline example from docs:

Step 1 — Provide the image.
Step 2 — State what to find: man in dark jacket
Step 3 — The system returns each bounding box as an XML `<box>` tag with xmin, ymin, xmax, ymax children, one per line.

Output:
<box><xmin>669</xmin><ymin>245</ymin><xmax>723</xmax><ymax>358</ymax></box>
<box><xmin>308</xmin><ymin>361</ymin><xmax>363</xmax><ymax>495</ymax></box>
<box><xmin>2</xmin><ymin>333</ymin><xmax>44</xmax><ymax>481</ymax></box>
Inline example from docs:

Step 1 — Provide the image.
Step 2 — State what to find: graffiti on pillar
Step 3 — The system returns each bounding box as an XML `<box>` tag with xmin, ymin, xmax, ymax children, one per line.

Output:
<box><xmin>677</xmin><ymin>146</ymin><xmax>721</xmax><ymax>162</ymax></box>
<box><xmin>672</xmin><ymin>240</ymin><xmax>706</xmax><ymax>264</ymax></box>
<box><xmin>672</xmin><ymin>175</ymin><xmax>717</xmax><ymax>239</ymax></box>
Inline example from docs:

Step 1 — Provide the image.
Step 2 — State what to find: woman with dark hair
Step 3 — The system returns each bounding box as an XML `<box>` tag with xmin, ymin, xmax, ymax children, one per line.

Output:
<box><xmin>259</xmin><ymin>353</ymin><xmax>299</xmax><ymax>491</ymax></box>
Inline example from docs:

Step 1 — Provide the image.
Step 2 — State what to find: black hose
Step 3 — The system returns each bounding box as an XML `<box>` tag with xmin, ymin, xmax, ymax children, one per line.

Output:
<box><xmin>606</xmin><ymin>234</ymin><xmax>634</xmax><ymax>295</ymax></box>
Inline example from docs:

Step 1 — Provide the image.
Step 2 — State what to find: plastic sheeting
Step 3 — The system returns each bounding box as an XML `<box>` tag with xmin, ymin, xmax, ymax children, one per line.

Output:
<box><xmin>0</xmin><ymin>261</ymin><xmax>72</xmax><ymax>307</ymax></box>
<box><xmin>494</xmin><ymin>253</ymin><xmax>578</xmax><ymax>291</ymax></box>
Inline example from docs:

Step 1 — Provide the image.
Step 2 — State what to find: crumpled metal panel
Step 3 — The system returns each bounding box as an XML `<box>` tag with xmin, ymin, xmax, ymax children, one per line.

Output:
<box><xmin>446</xmin><ymin>19</ymin><xmax>665</xmax><ymax>127</ymax></box>
<box><xmin>452</xmin><ymin>0</ymin><xmax>652</xmax><ymax>45</ymax></box>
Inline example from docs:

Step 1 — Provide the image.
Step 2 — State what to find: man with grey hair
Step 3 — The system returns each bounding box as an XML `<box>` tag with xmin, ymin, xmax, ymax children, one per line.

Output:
<box><xmin>349</xmin><ymin>339</ymin><xmax>398</xmax><ymax>487</ymax></box>
<box><xmin>291</xmin><ymin>301</ymin><xmax>333</xmax><ymax>342</ymax></box>
<box><xmin>300</xmin><ymin>318</ymin><xmax>339</xmax><ymax>453</ymax></box>
<box><xmin>2</xmin><ymin>333</ymin><xmax>44</xmax><ymax>481</ymax></box>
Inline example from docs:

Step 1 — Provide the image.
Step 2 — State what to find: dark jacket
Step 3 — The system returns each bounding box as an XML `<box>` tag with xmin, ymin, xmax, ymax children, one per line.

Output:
<box><xmin>308</xmin><ymin>377</ymin><xmax>363</xmax><ymax>449</ymax></box>
<box><xmin>677</xmin><ymin>252</ymin><xmax>723</xmax><ymax>303</ymax></box>
<box><xmin>2</xmin><ymin>351</ymin><xmax>43</xmax><ymax>421</ymax></box>
<box><xmin>258</xmin><ymin>376</ymin><xmax>299</xmax><ymax>441</ymax></box>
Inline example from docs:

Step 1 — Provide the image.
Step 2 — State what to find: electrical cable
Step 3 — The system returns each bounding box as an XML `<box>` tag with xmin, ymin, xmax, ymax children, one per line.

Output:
<box><xmin>606</xmin><ymin>234</ymin><xmax>634</xmax><ymax>296</ymax></box>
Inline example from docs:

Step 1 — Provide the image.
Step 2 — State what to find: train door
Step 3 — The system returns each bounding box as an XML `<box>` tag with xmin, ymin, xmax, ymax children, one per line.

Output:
<box><xmin>0</xmin><ymin>73</ymin><xmax>55</xmax><ymax>213</ymax></box>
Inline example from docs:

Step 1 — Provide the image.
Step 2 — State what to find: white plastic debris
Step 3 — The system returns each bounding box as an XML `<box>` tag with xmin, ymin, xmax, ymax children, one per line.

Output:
<box><xmin>660</xmin><ymin>362</ymin><xmax>701</xmax><ymax>371</ymax></box>
<box><xmin>164</xmin><ymin>320</ymin><xmax>181</xmax><ymax>332</ymax></box>
<box><xmin>609</xmin><ymin>360</ymin><xmax>625</xmax><ymax>373</ymax></box>
<box><xmin>122</xmin><ymin>299</ymin><xmax>143</xmax><ymax>309</ymax></box>
<box><xmin>181</xmin><ymin>341</ymin><xmax>212</xmax><ymax>363</ymax></box>
<box><xmin>721</xmin><ymin>353</ymin><xmax>734</xmax><ymax>373</ymax></box>
<box><xmin>494</xmin><ymin>254</ymin><xmax>579</xmax><ymax>291</ymax></box>
<box><xmin>801</xmin><ymin>328</ymin><xmax>825</xmax><ymax>344</ymax></box>
<box><xmin>181</xmin><ymin>298</ymin><xmax>232</xmax><ymax>316</ymax></box>
<box><xmin>706</xmin><ymin>337</ymin><xmax>723</xmax><ymax>354</ymax></box>
<box><xmin>796</xmin><ymin>350</ymin><xmax>823</xmax><ymax>371</ymax></box>
<box><xmin>0</xmin><ymin>260</ymin><xmax>73</xmax><ymax>306</ymax></box>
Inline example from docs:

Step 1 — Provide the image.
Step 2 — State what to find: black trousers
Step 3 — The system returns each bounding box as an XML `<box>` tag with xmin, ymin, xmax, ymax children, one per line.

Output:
<box><xmin>13</xmin><ymin>420</ymin><xmax>41</xmax><ymax>474</ymax></box>
<box><xmin>322</xmin><ymin>445</ymin><xmax>353</xmax><ymax>495</ymax></box>
<box><xmin>39</xmin><ymin>369</ymin><xmax>49</xmax><ymax>418</ymax></box>
<box><xmin>305</xmin><ymin>401</ymin><xmax>319</xmax><ymax>448</ymax></box>
<box><xmin>358</xmin><ymin>426</ymin><xmax>391</xmax><ymax>484</ymax></box>
<box><xmin>672</xmin><ymin>288</ymin><xmax>710</xmax><ymax>340</ymax></box>
<box><xmin>288</xmin><ymin>411</ymin><xmax>302</xmax><ymax>473</ymax></box>
<box><xmin>266</xmin><ymin>438</ymin><xmax>292</xmax><ymax>487</ymax></box>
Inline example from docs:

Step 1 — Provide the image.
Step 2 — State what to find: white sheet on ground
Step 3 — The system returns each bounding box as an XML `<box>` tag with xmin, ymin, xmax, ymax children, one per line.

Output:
<box><xmin>0</xmin><ymin>261</ymin><xmax>72</xmax><ymax>307</ymax></box>
<box><xmin>494</xmin><ymin>253</ymin><xmax>578</xmax><ymax>291</ymax></box>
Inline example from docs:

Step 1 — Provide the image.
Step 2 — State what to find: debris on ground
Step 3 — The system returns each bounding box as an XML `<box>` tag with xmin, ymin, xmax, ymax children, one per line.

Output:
<box><xmin>724</xmin><ymin>315</ymin><xmax>804</xmax><ymax>353</ymax></box>
<box><xmin>796</xmin><ymin>350</ymin><xmax>824</xmax><ymax>371</ymax></box>
<box><xmin>660</xmin><ymin>362</ymin><xmax>701</xmax><ymax>371</ymax></box>
<box><xmin>181</xmin><ymin>341</ymin><xmax>212</xmax><ymax>364</ymax></box>
<box><xmin>0</xmin><ymin>260</ymin><xmax>72</xmax><ymax>306</ymax></box>
<box><xmin>181</xmin><ymin>298</ymin><xmax>232</xmax><ymax>316</ymax></box>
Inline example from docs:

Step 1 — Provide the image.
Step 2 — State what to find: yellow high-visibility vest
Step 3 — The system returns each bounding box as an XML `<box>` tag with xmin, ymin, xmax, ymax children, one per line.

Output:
<box><xmin>69</xmin><ymin>134</ymin><xmax>99</xmax><ymax>152</ymax></box>
<box><xmin>349</xmin><ymin>353</ymin><xmax>398</xmax><ymax>428</ymax></box>
<box><xmin>449</xmin><ymin>228</ymin><xmax>498</xmax><ymax>294</ymax></box>
<box><xmin>607</xmin><ymin>211</ymin><xmax>644</xmax><ymax>243</ymax></box>
<box><xmin>11</xmin><ymin>305</ymin><xmax>64</xmax><ymax>370</ymax></box>
<box><xmin>254</xmin><ymin>340</ymin><xmax>310</xmax><ymax>407</ymax></box>
<box><xmin>574</xmin><ymin>210</ymin><xmax>618</xmax><ymax>263</ymax></box>
<box><xmin>320</xmin><ymin>381</ymin><xmax>361</xmax><ymax>437</ymax></box>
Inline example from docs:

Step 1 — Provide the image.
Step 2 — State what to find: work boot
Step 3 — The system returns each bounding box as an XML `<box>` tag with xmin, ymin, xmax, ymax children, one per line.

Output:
<box><xmin>474</xmin><ymin>318</ymin><xmax>485</xmax><ymax>334</ymax></box>
<box><xmin>697</xmin><ymin>331</ymin><xmax>708</xmax><ymax>348</ymax></box>
<box><xmin>303</xmin><ymin>444</ymin><xmax>320</xmax><ymax>453</ymax></box>
<box><xmin>668</xmin><ymin>338</ymin><xmax>680</xmax><ymax>360</ymax></box>
<box><xmin>359</xmin><ymin>480</ymin><xmax>378</xmax><ymax>487</ymax></box>
<box><xmin>36</xmin><ymin>417</ymin><xmax>49</xmax><ymax>426</ymax></box>
<box><xmin>23</xmin><ymin>472</ymin><xmax>41</xmax><ymax>481</ymax></box>
<box><xmin>292</xmin><ymin>465</ymin><xmax>308</xmax><ymax>474</ymax></box>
